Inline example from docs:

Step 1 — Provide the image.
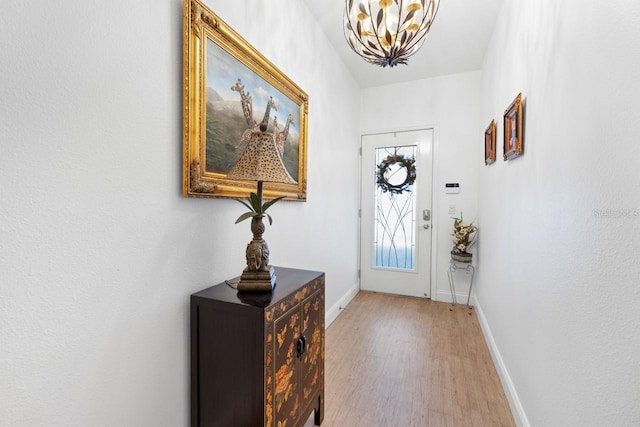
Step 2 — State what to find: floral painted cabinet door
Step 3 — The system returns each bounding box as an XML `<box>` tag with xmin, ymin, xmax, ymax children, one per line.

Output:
<box><xmin>265</xmin><ymin>280</ymin><xmax>325</xmax><ymax>427</ymax></box>
<box><xmin>273</xmin><ymin>305</ymin><xmax>301</xmax><ymax>422</ymax></box>
<box><xmin>300</xmin><ymin>290</ymin><xmax>323</xmax><ymax>411</ymax></box>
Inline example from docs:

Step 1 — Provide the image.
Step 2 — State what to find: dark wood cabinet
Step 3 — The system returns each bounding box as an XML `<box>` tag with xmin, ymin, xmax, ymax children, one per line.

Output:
<box><xmin>191</xmin><ymin>267</ymin><xmax>325</xmax><ymax>427</ymax></box>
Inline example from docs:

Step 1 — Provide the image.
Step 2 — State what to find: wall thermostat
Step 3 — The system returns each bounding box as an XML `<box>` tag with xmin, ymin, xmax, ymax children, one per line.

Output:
<box><xmin>445</xmin><ymin>183</ymin><xmax>460</xmax><ymax>194</ymax></box>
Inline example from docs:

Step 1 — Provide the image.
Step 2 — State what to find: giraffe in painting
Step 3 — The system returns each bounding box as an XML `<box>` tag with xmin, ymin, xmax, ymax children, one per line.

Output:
<box><xmin>230</xmin><ymin>79</ymin><xmax>254</xmax><ymax>129</ymax></box>
<box><xmin>258</xmin><ymin>96</ymin><xmax>277</xmax><ymax>132</ymax></box>
<box><xmin>231</xmin><ymin>79</ymin><xmax>283</xmax><ymax>150</ymax></box>
<box><xmin>275</xmin><ymin>114</ymin><xmax>294</xmax><ymax>157</ymax></box>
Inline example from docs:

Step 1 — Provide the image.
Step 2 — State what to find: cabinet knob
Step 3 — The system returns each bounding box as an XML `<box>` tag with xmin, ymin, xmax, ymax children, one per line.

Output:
<box><xmin>296</xmin><ymin>335</ymin><xmax>307</xmax><ymax>358</ymax></box>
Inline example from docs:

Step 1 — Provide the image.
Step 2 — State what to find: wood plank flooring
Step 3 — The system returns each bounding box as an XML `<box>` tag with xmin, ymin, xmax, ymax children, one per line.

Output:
<box><xmin>317</xmin><ymin>292</ymin><xmax>515</xmax><ymax>427</ymax></box>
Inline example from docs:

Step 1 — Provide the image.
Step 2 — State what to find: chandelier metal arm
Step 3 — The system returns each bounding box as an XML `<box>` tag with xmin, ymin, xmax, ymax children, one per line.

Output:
<box><xmin>372</xmin><ymin>2</ymin><xmax>388</xmax><ymax>56</ymax></box>
<box><xmin>346</xmin><ymin>1</ymin><xmax>384</xmax><ymax>60</ymax></box>
<box><xmin>394</xmin><ymin>0</ymin><xmax>404</xmax><ymax>48</ymax></box>
<box><xmin>344</xmin><ymin>3</ymin><xmax>372</xmax><ymax>57</ymax></box>
<box><xmin>394</xmin><ymin>0</ymin><xmax>439</xmax><ymax>58</ymax></box>
<box><xmin>401</xmin><ymin>2</ymin><xmax>429</xmax><ymax>50</ymax></box>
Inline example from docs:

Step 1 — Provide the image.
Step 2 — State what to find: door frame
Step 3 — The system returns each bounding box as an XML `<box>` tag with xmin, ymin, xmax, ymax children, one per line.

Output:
<box><xmin>358</xmin><ymin>124</ymin><xmax>440</xmax><ymax>299</ymax></box>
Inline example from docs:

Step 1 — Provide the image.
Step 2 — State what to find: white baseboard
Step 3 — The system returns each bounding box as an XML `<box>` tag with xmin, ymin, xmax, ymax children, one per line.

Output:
<box><xmin>474</xmin><ymin>300</ymin><xmax>530</xmax><ymax>427</ymax></box>
<box><xmin>325</xmin><ymin>281</ymin><xmax>359</xmax><ymax>327</ymax></box>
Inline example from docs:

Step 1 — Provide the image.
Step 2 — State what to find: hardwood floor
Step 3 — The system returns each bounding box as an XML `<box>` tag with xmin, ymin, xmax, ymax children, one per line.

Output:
<box><xmin>317</xmin><ymin>292</ymin><xmax>515</xmax><ymax>427</ymax></box>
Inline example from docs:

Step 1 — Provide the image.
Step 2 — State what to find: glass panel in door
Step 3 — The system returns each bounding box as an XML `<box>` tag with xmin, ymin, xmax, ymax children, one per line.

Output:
<box><xmin>374</xmin><ymin>145</ymin><xmax>417</xmax><ymax>270</ymax></box>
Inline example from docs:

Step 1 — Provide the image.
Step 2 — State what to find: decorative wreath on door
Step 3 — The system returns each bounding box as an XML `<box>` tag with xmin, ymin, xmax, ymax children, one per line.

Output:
<box><xmin>376</xmin><ymin>152</ymin><xmax>416</xmax><ymax>195</ymax></box>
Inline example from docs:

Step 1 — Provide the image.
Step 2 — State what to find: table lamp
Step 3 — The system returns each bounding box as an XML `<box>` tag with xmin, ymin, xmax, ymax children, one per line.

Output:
<box><xmin>226</xmin><ymin>129</ymin><xmax>296</xmax><ymax>292</ymax></box>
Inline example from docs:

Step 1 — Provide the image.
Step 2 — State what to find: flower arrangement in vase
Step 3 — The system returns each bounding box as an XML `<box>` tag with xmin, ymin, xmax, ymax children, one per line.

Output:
<box><xmin>451</xmin><ymin>214</ymin><xmax>477</xmax><ymax>263</ymax></box>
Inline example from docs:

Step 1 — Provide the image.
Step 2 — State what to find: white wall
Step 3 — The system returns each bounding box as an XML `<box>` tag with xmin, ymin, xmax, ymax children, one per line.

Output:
<box><xmin>0</xmin><ymin>0</ymin><xmax>360</xmax><ymax>425</ymax></box>
<box><xmin>360</xmin><ymin>71</ymin><xmax>481</xmax><ymax>302</ymax></box>
<box><xmin>477</xmin><ymin>1</ymin><xmax>640</xmax><ymax>426</ymax></box>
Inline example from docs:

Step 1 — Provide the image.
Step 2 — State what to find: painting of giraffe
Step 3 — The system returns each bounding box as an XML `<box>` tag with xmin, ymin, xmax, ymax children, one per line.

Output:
<box><xmin>204</xmin><ymin>39</ymin><xmax>301</xmax><ymax>182</ymax></box>
<box><xmin>183</xmin><ymin>0</ymin><xmax>308</xmax><ymax>200</ymax></box>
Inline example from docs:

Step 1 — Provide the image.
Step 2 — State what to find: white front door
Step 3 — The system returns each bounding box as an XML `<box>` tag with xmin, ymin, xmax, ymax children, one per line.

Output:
<box><xmin>360</xmin><ymin>129</ymin><xmax>433</xmax><ymax>298</ymax></box>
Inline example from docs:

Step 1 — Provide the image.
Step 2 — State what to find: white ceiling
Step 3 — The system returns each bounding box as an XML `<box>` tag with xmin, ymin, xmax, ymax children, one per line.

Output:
<box><xmin>302</xmin><ymin>0</ymin><xmax>505</xmax><ymax>88</ymax></box>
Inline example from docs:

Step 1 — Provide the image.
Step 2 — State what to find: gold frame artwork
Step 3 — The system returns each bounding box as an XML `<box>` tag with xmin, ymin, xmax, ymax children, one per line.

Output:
<box><xmin>503</xmin><ymin>93</ymin><xmax>523</xmax><ymax>161</ymax></box>
<box><xmin>484</xmin><ymin>119</ymin><xmax>496</xmax><ymax>165</ymax></box>
<box><xmin>182</xmin><ymin>0</ymin><xmax>309</xmax><ymax>200</ymax></box>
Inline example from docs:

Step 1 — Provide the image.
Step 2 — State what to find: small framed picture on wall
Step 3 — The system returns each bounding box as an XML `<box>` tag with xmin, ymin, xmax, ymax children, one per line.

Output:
<box><xmin>503</xmin><ymin>93</ymin><xmax>523</xmax><ymax>160</ymax></box>
<box><xmin>484</xmin><ymin>119</ymin><xmax>496</xmax><ymax>165</ymax></box>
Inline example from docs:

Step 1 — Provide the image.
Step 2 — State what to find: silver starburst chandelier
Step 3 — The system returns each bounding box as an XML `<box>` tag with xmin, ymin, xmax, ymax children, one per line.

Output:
<box><xmin>344</xmin><ymin>0</ymin><xmax>440</xmax><ymax>68</ymax></box>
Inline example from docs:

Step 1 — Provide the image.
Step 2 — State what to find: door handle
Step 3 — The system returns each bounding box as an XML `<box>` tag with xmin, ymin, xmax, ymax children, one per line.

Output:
<box><xmin>423</xmin><ymin>209</ymin><xmax>431</xmax><ymax>229</ymax></box>
<box><xmin>296</xmin><ymin>335</ymin><xmax>307</xmax><ymax>358</ymax></box>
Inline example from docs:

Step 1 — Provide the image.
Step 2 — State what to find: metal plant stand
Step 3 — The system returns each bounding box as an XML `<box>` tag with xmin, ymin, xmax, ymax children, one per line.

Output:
<box><xmin>447</xmin><ymin>260</ymin><xmax>475</xmax><ymax>314</ymax></box>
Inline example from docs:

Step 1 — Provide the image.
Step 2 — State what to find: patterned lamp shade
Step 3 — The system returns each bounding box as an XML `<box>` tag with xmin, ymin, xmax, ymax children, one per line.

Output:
<box><xmin>343</xmin><ymin>0</ymin><xmax>440</xmax><ymax>68</ymax></box>
<box><xmin>226</xmin><ymin>130</ymin><xmax>296</xmax><ymax>184</ymax></box>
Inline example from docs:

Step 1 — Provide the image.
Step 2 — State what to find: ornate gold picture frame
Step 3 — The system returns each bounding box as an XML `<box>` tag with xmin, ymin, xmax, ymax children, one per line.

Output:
<box><xmin>183</xmin><ymin>0</ymin><xmax>309</xmax><ymax>200</ymax></box>
<box><xmin>484</xmin><ymin>119</ymin><xmax>496</xmax><ymax>165</ymax></box>
<box><xmin>503</xmin><ymin>93</ymin><xmax>523</xmax><ymax>161</ymax></box>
